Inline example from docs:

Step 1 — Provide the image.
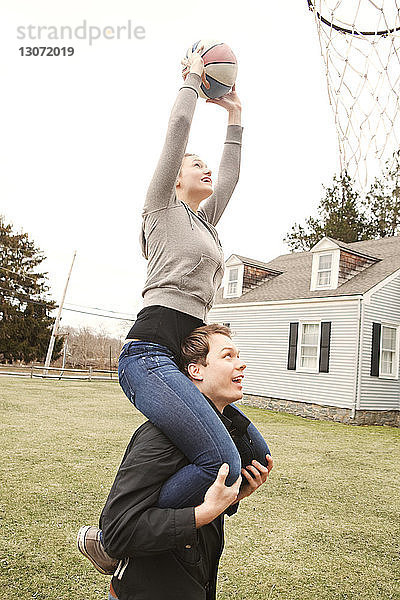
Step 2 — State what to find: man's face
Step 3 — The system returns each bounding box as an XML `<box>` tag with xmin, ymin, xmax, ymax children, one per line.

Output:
<box><xmin>191</xmin><ymin>334</ymin><xmax>246</xmax><ymax>406</ymax></box>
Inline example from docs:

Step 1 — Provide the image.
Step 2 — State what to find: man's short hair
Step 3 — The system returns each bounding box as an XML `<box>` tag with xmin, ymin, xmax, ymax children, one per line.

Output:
<box><xmin>181</xmin><ymin>323</ymin><xmax>232</xmax><ymax>374</ymax></box>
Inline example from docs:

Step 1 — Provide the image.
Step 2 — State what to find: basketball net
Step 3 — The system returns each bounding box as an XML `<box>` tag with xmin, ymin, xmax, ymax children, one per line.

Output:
<box><xmin>308</xmin><ymin>1</ymin><xmax>400</xmax><ymax>191</ymax></box>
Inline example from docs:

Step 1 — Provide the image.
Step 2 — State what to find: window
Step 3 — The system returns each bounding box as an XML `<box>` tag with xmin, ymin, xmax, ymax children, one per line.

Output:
<box><xmin>227</xmin><ymin>267</ymin><xmax>239</xmax><ymax>296</ymax></box>
<box><xmin>310</xmin><ymin>243</ymin><xmax>340</xmax><ymax>291</ymax></box>
<box><xmin>298</xmin><ymin>323</ymin><xmax>320</xmax><ymax>371</ymax></box>
<box><xmin>288</xmin><ymin>321</ymin><xmax>331</xmax><ymax>372</ymax></box>
<box><xmin>317</xmin><ymin>254</ymin><xmax>332</xmax><ymax>287</ymax></box>
<box><xmin>223</xmin><ymin>262</ymin><xmax>244</xmax><ymax>298</ymax></box>
<box><xmin>380</xmin><ymin>325</ymin><xmax>398</xmax><ymax>378</ymax></box>
<box><xmin>371</xmin><ymin>323</ymin><xmax>399</xmax><ymax>379</ymax></box>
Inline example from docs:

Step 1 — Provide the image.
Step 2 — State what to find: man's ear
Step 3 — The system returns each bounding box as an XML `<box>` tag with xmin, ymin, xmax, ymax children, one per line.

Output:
<box><xmin>187</xmin><ymin>363</ymin><xmax>204</xmax><ymax>381</ymax></box>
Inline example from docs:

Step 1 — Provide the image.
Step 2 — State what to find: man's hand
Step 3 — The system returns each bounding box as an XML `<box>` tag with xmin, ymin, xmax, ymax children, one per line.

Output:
<box><xmin>234</xmin><ymin>455</ymin><xmax>273</xmax><ymax>503</ymax></box>
<box><xmin>195</xmin><ymin>464</ymin><xmax>242</xmax><ymax>528</ymax></box>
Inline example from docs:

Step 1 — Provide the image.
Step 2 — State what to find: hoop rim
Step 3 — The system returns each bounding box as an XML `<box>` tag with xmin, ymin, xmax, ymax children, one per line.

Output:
<box><xmin>307</xmin><ymin>0</ymin><xmax>400</xmax><ymax>36</ymax></box>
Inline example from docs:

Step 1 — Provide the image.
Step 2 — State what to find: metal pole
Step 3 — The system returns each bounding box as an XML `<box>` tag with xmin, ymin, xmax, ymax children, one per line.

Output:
<box><xmin>44</xmin><ymin>251</ymin><xmax>76</xmax><ymax>372</ymax></box>
<box><xmin>109</xmin><ymin>345</ymin><xmax>112</xmax><ymax>379</ymax></box>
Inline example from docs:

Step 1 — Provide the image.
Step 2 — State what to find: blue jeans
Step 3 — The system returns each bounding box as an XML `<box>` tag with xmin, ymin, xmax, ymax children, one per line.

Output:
<box><xmin>119</xmin><ymin>341</ymin><xmax>269</xmax><ymax>508</ymax></box>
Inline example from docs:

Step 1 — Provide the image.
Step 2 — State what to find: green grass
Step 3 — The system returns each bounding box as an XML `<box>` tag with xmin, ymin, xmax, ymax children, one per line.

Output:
<box><xmin>1</xmin><ymin>377</ymin><xmax>399</xmax><ymax>600</ymax></box>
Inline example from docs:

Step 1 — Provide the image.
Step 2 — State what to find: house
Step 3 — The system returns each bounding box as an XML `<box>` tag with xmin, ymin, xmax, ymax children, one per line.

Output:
<box><xmin>209</xmin><ymin>237</ymin><xmax>400</xmax><ymax>426</ymax></box>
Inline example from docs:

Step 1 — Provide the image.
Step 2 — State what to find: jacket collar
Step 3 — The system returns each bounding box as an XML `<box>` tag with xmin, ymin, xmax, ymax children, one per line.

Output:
<box><xmin>204</xmin><ymin>395</ymin><xmax>250</xmax><ymax>437</ymax></box>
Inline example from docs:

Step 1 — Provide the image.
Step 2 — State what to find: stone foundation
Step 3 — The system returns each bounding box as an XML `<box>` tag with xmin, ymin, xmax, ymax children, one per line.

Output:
<box><xmin>240</xmin><ymin>394</ymin><xmax>400</xmax><ymax>427</ymax></box>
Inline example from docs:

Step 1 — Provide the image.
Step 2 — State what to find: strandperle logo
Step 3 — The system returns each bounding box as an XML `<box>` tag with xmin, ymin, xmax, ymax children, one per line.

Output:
<box><xmin>17</xmin><ymin>20</ymin><xmax>146</xmax><ymax>46</ymax></box>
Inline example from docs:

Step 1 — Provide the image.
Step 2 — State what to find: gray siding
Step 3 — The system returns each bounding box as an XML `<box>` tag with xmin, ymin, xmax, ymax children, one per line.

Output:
<box><xmin>359</xmin><ymin>273</ymin><xmax>400</xmax><ymax>411</ymax></box>
<box><xmin>209</xmin><ymin>300</ymin><xmax>359</xmax><ymax>410</ymax></box>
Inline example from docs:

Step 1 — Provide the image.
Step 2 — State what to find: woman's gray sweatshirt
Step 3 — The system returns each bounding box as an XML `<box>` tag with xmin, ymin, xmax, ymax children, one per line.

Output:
<box><xmin>140</xmin><ymin>72</ymin><xmax>243</xmax><ymax>321</ymax></box>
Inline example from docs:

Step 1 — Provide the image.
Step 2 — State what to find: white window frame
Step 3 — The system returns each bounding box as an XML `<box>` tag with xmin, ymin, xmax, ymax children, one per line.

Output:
<box><xmin>310</xmin><ymin>249</ymin><xmax>340</xmax><ymax>291</ymax></box>
<box><xmin>316</xmin><ymin>253</ymin><xmax>333</xmax><ymax>288</ymax></box>
<box><xmin>296</xmin><ymin>321</ymin><xmax>321</xmax><ymax>373</ymax></box>
<box><xmin>379</xmin><ymin>323</ymin><xmax>399</xmax><ymax>380</ymax></box>
<box><xmin>223</xmin><ymin>263</ymin><xmax>244</xmax><ymax>298</ymax></box>
<box><xmin>226</xmin><ymin>267</ymin><xmax>239</xmax><ymax>297</ymax></box>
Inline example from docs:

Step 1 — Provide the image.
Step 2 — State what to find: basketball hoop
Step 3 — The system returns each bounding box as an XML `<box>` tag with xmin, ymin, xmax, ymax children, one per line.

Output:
<box><xmin>307</xmin><ymin>0</ymin><xmax>400</xmax><ymax>190</ymax></box>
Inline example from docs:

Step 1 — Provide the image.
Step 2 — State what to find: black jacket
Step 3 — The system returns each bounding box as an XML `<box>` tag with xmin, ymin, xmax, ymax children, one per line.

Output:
<box><xmin>100</xmin><ymin>402</ymin><xmax>257</xmax><ymax>600</ymax></box>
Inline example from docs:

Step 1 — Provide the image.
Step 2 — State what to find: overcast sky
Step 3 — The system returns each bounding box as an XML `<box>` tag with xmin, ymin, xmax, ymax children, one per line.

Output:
<box><xmin>2</xmin><ymin>0</ymin><xmax>343</xmax><ymax>337</ymax></box>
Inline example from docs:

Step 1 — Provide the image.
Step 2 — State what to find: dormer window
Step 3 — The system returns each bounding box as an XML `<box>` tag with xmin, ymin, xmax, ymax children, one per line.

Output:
<box><xmin>310</xmin><ymin>239</ymin><xmax>340</xmax><ymax>291</ymax></box>
<box><xmin>317</xmin><ymin>253</ymin><xmax>332</xmax><ymax>287</ymax></box>
<box><xmin>223</xmin><ymin>260</ymin><xmax>244</xmax><ymax>298</ymax></box>
<box><xmin>310</xmin><ymin>237</ymin><xmax>379</xmax><ymax>292</ymax></box>
<box><xmin>222</xmin><ymin>254</ymin><xmax>281</xmax><ymax>299</ymax></box>
<box><xmin>227</xmin><ymin>267</ymin><xmax>239</xmax><ymax>297</ymax></box>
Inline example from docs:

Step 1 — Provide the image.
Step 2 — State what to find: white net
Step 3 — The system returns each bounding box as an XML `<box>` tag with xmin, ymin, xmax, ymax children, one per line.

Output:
<box><xmin>308</xmin><ymin>0</ymin><xmax>400</xmax><ymax>190</ymax></box>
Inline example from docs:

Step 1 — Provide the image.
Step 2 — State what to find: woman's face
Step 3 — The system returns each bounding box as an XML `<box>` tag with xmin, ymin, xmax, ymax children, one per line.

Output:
<box><xmin>176</xmin><ymin>155</ymin><xmax>213</xmax><ymax>201</ymax></box>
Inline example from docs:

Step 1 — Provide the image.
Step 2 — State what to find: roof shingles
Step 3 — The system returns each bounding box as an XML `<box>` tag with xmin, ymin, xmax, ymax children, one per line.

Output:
<box><xmin>216</xmin><ymin>236</ymin><xmax>400</xmax><ymax>305</ymax></box>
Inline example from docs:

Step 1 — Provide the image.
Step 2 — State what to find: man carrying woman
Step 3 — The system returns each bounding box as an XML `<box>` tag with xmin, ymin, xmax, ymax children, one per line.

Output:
<box><xmin>80</xmin><ymin>324</ymin><xmax>273</xmax><ymax>600</ymax></box>
<box><xmin>78</xmin><ymin>43</ymin><xmax>271</xmax><ymax>596</ymax></box>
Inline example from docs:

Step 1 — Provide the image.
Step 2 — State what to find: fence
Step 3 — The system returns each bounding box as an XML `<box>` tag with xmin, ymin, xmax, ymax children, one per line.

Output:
<box><xmin>0</xmin><ymin>364</ymin><xmax>118</xmax><ymax>381</ymax></box>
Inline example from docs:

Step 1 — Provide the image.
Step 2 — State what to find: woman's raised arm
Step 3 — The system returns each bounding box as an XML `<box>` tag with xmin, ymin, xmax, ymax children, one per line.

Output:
<box><xmin>143</xmin><ymin>49</ymin><xmax>206</xmax><ymax>215</ymax></box>
<box><xmin>198</xmin><ymin>86</ymin><xmax>243</xmax><ymax>226</ymax></box>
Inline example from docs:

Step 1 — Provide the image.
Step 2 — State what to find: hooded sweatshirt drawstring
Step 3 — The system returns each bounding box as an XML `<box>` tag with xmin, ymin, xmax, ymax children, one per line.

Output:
<box><xmin>182</xmin><ymin>202</ymin><xmax>195</xmax><ymax>230</ymax></box>
<box><xmin>183</xmin><ymin>202</ymin><xmax>221</xmax><ymax>245</ymax></box>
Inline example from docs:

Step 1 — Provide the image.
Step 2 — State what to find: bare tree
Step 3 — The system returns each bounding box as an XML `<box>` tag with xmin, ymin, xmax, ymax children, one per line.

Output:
<box><xmin>58</xmin><ymin>325</ymin><xmax>122</xmax><ymax>369</ymax></box>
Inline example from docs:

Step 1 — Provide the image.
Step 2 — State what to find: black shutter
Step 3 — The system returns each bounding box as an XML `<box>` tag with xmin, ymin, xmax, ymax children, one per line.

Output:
<box><xmin>319</xmin><ymin>322</ymin><xmax>331</xmax><ymax>373</ymax></box>
<box><xmin>287</xmin><ymin>322</ymin><xmax>299</xmax><ymax>370</ymax></box>
<box><xmin>370</xmin><ymin>322</ymin><xmax>381</xmax><ymax>377</ymax></box>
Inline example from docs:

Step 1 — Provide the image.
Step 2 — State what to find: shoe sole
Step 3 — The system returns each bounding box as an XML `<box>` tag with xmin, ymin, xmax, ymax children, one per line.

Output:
<box><xmin>77</xmin><ymin>526</ymin><xmax>115</xmax><ymax>575</ymax></box>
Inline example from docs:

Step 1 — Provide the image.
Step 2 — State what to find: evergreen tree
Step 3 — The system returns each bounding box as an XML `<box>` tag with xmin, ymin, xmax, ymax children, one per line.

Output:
<box><xmin>284</xmin><ymin>172</ymin><xmax>372</xmax><ymax>251</ymax></box>
<box><xmin>0</xmin><ymin>216</ymin><xmax>63</xmax><ymax>363</ymax></box>
<box><xmin>364</xmin><ymin>150</ymin><xmax>400</xmax><ymax>238</ymax></box>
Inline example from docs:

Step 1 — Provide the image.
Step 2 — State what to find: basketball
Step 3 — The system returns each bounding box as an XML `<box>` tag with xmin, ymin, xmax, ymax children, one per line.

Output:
<box><xmin>185</xmin><ymin>40</ymin><xmax>238</xmax><ymax>99</ymax></box>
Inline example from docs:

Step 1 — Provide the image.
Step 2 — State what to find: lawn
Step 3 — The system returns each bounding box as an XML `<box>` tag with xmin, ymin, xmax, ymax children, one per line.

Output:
<box><xmin>1</xmin><ymin>377</ymin><xmax>399</xmax><ymax>600</ymax></box>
